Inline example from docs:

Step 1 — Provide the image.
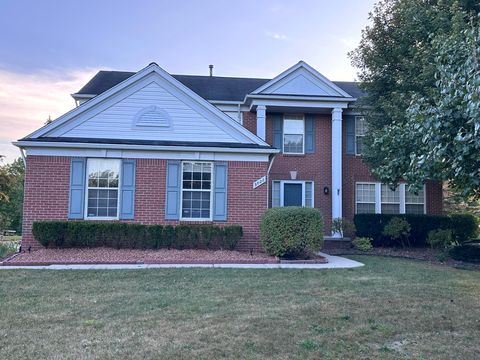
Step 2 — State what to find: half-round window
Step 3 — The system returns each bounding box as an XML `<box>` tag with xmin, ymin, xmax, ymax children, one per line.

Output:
<box><xmin>134</xmin><ymin>105</ymin><xmax>171</xmax><ymax>128</ymax></box>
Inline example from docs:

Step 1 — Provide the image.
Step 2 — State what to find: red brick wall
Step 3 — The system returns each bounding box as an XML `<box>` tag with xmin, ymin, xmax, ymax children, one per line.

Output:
<box><xmin>265</xmin><ymin>113</ymin><xmax>333</xmax><ymax>234</ymax></box>
<box><xmin>243</xmin><ymin>110</ymin><xmax>443</xmax><ymax>233</ymax></box>
<box><xmin>22</xmin><ymin>156</ymin><xmax>268</xmax><ymax>251</ymax></box>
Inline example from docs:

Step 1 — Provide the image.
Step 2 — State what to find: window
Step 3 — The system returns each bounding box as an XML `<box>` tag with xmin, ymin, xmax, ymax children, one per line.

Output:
<box><xmin>355</xmin><ymin>116</ymin><xmax>366</xmax><ymax>155</ymax></box>
<box><xmin>283</xmin><ymin>114</ymin><xmax>305</xmax><ymax>154</ymax></box>
<box><xmin>356</xmin><ymin>183</ymin><xmax>426</xmax><ymax>215</ymax></box>
<box><xmin>356</xmin><ymin>183</ymin><xmax>376</xmax><ymax>214</ymax></box>
<box><xmin>272</xmin><ymin>181</ymin><xmax>314</xmax><ymax>208</ymax></box>
<box><xmin>86</xmin><ymin>159</ymin><xmax>120</xmax><ymax>218</ymax></box>
<box><xmin>381</xmin><ymin>185</ymin><xmax>400</xmax><ymax>214</ymax></box>
<box><xmin>405</xmin><ymin>186</ymin><xmax>425</xmax><ymax>214</ymax></box>
<box><xmin>181</xmin><ymin>162</ymin><xmax>212</xmax><ymax>220</ymax></box>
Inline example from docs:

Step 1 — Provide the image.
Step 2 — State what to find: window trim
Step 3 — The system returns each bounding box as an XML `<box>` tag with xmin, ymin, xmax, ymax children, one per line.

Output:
<box><xmin>273</xmin><ymin>180</ymin><xmax>314</xmax><ymax>208</ymax></box>
<box><xmin>355</xmin><ymin>182</ymin><xmax>426</xmax><ymax>215</ymax></box>
<box><xmin>355</xmin><ymin>116</ymin><xmax>366</xmax><ymax>156</ymax></box>
<box><xmin>355</xmin><ymin>182</ymin><xmax>378</xmax><ymax>214</ymax></box>
<box><xmin>283</xmin><ymin>114</ymin><xmax>305</xmax><ymax>155</ymax></box>
<box><xmin>179</xmin><ymin>161</ymin><xmax>214</xmax><ymax>222</ymax></box>
<box><xmin>84</xmin><ymin>158</ymin><xmax>121</xmax><ymax>221</ymax></box>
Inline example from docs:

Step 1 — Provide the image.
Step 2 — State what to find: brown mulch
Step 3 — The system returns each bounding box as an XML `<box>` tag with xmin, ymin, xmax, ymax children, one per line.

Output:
<box><xmin>1</xmin><ymin>248</ymin><xmax>279</xmax><ymax>265</ymax></box>
<box><xmin>326</xmin><ymin>247</ymin><xmax>480</xmax><ymax>269</ymax></box>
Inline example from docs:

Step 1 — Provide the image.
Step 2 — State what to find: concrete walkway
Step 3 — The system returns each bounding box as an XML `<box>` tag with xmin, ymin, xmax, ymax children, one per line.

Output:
<box><xmin>0</xmin><ymin>253</ymin><xmax>363</xmax><ymax>270</ymax></box>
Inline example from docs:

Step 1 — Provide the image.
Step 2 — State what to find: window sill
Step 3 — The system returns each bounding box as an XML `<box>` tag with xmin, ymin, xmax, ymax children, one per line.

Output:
<box><xmin>281</xmin><ymin>154</ymin><xmax>306</xmax><ymax>157</ymax></box>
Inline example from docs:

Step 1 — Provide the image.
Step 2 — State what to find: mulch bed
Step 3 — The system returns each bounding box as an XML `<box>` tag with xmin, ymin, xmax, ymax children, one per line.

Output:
<box><xmin>326</xmin><ymin>247</ymin><xmax>480</xmax><ymax>269</ymax></box>
<box><xmin>1</xmin><ymin>248</ymin><xmax>285</xmax><ymax>266</ymax></box>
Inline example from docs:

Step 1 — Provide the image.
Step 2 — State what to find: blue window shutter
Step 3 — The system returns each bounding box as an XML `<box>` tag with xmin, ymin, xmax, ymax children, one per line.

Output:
<box><xmin>165</xmin><ymin>161</ymin><xmax>181</xmax><ymax>220</ymax></box>
<box><xmin>213</xmin><ymin>163</ymin><xmax>228</xmax><ymax>221</ymax></box>
<box><xmin>346</xmin><ymin>116</ymin><xmax>355</xmax><ymax>154</ymax></box>
<box><xmin>119</xmin><ymin>160</ymin><xmax>136</xmax><ymax>220</ymax></box>
<box><xmin>273</xmin><ymin>113</ymin><xmax>283</xmax><ymax>150</ymax></box>
<box><xmin>305</xmin><ymin>114</ymin><xmax>315</xmax><ymax>153</ymax></box>
<box><xmin>68</xmin><ymin>158</ymin><xmax>86</xmax><ymax>219</ymax></box>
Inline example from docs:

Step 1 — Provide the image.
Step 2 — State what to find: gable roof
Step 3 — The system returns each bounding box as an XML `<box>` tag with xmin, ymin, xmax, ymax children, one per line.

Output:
<box><xmin>75</xmin><ymin>69</ymin><xmax>365</xmax><ymax>102</ymax></box>
<box><xmin>24</xmin><ymin>63</ymin><xmax>270</xmax><ymax>149</ymax></box>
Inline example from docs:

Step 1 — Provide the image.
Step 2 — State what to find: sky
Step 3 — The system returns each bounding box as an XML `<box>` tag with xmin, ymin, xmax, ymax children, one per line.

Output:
<box><xmin>0</xmin><ymin>0</ymin><xmax>376</xmax><ymax>163</ymax></box>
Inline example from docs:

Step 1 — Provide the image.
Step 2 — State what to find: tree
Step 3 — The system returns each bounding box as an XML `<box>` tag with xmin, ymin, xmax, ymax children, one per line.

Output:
<box><xmin>350</xmin><ymin>0</ymin><xmax>480</xmax><ymax>199</ymax></box>
<box><xmin>0</xmin><ymin>158</ymin><xmax>25</xmax><ymax>232</ymax></box>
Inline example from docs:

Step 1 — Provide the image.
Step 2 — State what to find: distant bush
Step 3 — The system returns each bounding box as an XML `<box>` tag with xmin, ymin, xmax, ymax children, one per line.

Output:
<box><xmin>32</xmin><ymin>221</ymin><xmax>243</xmax><ymax>250</ymax></box>
<box><xmin>382</xmin><ymin>217</ymin><xmax>411</xmax><ymax>248</ymax></box>
<box><xmin>427</xmin><ymin>229</ymin><xmax>453</xmax><ymax>250</ymax></box>
<box><xmin>260</xmin><ymin>207</ymin><xmax>324</xmax><ymax>258</ymax></box>
<box><xmin>449</xmin><ymin>213</ymin><xmax>479</xmax><ymax>243</ymax></box>
<box><xmin>352</xmin><ymin>237</ymin><xmax>373</xmax><ymax>252</ymax></box>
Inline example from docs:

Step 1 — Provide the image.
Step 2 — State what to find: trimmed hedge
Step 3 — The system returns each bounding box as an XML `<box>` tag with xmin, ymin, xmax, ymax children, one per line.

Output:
<box><xmin>449</xmin><ymin>241</ymin><xmax>480</xmax><ymax>263</ymax></box>
<box><xmin>354</xmin><ymin>213</ymin><xmax>478</xmax><ymax>247</ymax></box>
<box><xmin>32</xmin><ymin>221</ymin><xmax>243</xmax><ymax>250</ymax></box>
<box><xmin>260</xmin><ymin>207</ymin><xmax>324</xmax><ymax>258</ymax></box>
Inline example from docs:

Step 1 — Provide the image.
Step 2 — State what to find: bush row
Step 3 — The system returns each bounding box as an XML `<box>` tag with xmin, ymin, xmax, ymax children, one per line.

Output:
<box><xmin>354</xmin><ymin>213</ymin><xmax>478</xmax><ymax>247</ymax></box>
<box><xmin>32</xmin><ymin>221</ymin><xmax>243</xmax><ymax>250</ymax></box>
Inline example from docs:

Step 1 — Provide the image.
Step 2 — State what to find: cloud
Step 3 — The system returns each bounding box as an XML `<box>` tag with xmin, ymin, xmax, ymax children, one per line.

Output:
<box><xmin>266</xmin><ymin>31</ymin><xmax>288</xmax><ymax>41</ymax></box>
<box><xmin>0</xmin><ymin>67</ymin><xmax>98</xmax><ymax>162</ymax></box>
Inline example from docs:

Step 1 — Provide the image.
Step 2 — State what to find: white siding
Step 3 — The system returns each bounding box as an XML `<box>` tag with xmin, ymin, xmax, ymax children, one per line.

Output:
<box><xmin>57</xmin><ymin>81</ymin><xmax>238</xmax><ymax>143</ymax></box>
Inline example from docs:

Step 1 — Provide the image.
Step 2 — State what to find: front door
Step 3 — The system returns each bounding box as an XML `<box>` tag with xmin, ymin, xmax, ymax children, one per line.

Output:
<box><xmin>283</xmin><ymin>183</ymin><xmax>303</xmax><ymax>206</ymax></box>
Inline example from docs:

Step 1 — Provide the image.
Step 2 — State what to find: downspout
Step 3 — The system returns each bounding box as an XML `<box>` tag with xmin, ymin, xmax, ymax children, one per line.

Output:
<box><xmin>19</xmin><ymin>147</ymin><xmax>26</xmax><ymax>167</ymax></box>
<box><xmin>266</xmin><ymin>153</ymin><xmax>276</xmax><ymax>208</ymax></box>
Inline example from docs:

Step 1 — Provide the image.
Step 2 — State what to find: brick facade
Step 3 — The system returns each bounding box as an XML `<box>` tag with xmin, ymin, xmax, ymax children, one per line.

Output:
<box><xmin>22</xmin><ymin>156</ymin><xmax>268</xmax><ymax>251</ymax></box>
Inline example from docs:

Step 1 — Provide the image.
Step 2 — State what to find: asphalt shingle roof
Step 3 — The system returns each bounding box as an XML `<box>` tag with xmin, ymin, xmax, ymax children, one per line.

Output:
<box><xmin>76</xmin><ymin>70</ymin><xmax>366</xmax><ymax>101</ymax></box>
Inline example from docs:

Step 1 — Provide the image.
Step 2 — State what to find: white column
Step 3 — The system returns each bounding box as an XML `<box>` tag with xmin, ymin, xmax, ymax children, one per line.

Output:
<box><xmin>256</xmin><ymin>105</ymin><xmax>266</xmax><ymax>140</ymax></box>
<box><xmin>331</xmin><ymin>108</ymin><xmax>343</xmax><ymax>237</ymax></box>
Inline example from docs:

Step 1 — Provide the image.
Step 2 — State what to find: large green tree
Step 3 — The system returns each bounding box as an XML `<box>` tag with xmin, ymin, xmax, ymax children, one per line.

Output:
<box><xmin>350</xmin><ymin>0</ymin><xmax>480</xmax><ymax>199</ymax></box>
<box><xmin>0</xmin><ymin>158</ymin><xmax>25</xmax><ymax>232</ymax></box>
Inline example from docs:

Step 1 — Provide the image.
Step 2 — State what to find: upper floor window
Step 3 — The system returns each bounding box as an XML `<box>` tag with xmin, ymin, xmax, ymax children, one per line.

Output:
<box><xmin>181</xmin><ymin>162</ymin><xmax>212</xmax><ymax>220</ymax></box>
<box><xmin>355</xmin><ymin>116</ymin><xmax>366</xmax><ymax>155</ymax></box>
<box><xmin>86</xmin><ymin>159</ymin><xmax>120</xmax><ymax>219</ymax></box>
<box><xmin>283</xmin><ymin>114</ymin><xmax>304</xmax><ymax>154</ymax></box>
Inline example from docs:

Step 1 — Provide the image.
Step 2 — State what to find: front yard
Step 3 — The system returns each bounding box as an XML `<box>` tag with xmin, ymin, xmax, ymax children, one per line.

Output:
<box><xmin>1</xmin><ymin>256</ymin><xmax>479</xmax><ymax>359</ymax></box>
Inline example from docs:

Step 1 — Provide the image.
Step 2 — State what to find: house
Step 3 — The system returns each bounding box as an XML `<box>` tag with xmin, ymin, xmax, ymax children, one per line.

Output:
<box><xmin>14</xmin><ymin>61</ymin><xmax>443</xmax><ymax>251</ymax></box>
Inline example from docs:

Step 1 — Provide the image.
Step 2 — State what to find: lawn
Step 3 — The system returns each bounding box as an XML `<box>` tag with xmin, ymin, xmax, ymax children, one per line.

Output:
<box><xmin>1</xmin><ymin>256</ymin><xmax>479</xmax><ymax>359</ymax></box>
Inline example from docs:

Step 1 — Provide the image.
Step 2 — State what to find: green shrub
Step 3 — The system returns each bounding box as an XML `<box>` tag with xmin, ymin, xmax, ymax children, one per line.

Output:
<box><xmin>32</xmin><ymin>221</ymin><xmax>68</xmax><ymax>247</ymax></box>
<box><xmin>427</xmin><ymin>229</ymin><xmax>453</xmax><ymax>249</ymax></box>
<box><xmin>382</xmin><ymin>217</ymin><xmax>411</xmax><ymax>248</ymax></box>
<box><xmin>352</xmin><ymin>237</ymin><xmax>373</xmax><ymax>251</ymax></box>
<box><xmin>354</xmin><ymin>214</ymin><xmax>442</xmax><ymax>247</ymax></box>
<box><xmin>449</xmin><ymin>213</ymin><xmax>479</xmax><ymax>243</ymax></box>
<box><xmin>31</xmin><ymin>221</ymin><xmax>243</xmax><ymax>250</ymax></box>
<box><xmin>223</xmin><ymin>225</ymin><xmax>243</xmax><ymax>250</ymax></box>
<box><xmin>331</xmin><ymin>218</ymin><xmax>356</xmax><ymax>238</ymax></box>
<box><xmin>260</xmin><ymin>207</ymin><xmax>324</xmax><ymax>258</ymax></box>
<box><xmin>449</xmin><ymin>242</ymin><xmax>480</xmax><ymax>263</ymax></box>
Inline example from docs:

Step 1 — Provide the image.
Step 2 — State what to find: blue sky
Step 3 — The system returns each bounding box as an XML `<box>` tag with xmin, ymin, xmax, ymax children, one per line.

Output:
<box><xmin>0</xmin><ymin>0</ymin><xmax>376</xmax><ymax>162</ymax></box>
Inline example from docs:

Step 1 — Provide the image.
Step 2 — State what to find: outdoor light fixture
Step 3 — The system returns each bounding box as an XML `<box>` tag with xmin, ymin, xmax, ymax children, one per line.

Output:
<box><xmin>323</xmin><ymin>186</ymin><xmax>329</xmax><ymax>195</ymax></box>
<box><xmin>289</xmin><ymin>171</ymin><xmax>298</xmax><ymax>180</ymax></box>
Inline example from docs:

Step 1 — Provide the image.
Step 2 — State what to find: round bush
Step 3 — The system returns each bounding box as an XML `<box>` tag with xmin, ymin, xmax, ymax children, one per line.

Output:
<box><xmin>260</xmin><ymin>207</ymin><xmax>324</xmax><ymax>258</ymax></box>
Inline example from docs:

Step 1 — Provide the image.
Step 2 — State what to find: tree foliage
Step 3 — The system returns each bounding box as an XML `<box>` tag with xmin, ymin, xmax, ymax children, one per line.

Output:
<box><xmin>0</xmin><ymin>158</ymin><xmax>25</xmax><ymax>232</ymax></box>
<box><xmin>350</xmin><ymin>0</ymin><xmax>480</xmax><ymax>200</ymax></box>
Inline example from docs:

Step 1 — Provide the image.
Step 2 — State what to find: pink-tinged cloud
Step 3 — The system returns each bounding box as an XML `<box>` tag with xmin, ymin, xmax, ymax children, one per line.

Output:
<box><xmin>0</xmin><ymin>68</ymin><xmax>98</xmax><ymax>162</ymax></box>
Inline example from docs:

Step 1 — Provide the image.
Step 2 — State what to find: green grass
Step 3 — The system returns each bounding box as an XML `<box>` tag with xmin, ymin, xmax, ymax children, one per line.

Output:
<box><xmin>1</xmin><ymin>256</ymin><xmax>479</xmax><ymax>359</ymax></box>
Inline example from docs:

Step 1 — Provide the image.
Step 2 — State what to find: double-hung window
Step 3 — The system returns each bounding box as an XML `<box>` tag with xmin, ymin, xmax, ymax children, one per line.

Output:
<box><xmin>283</xmin><ymin>114</ymin><xmax>305</xmax><ymax>154</ymax></box>
<box><xmin>381</xmin><ymin>184</ymin><xmax>400</xmax><ymax>214</ymax></box>
<box><xmin>405</xmin><ymin>186</ymin><xmax>425</xmax><ymax>214</ymax></box>
<box><xmin>355</xmin><ymin>116</ymin><xmax>366</xmax><ymax>155</ymax></box>
<box><xmin>356</xmin><ymin>183</ymin><xmax>376</xmax><ymax>214</ymax></box>
<box><xmin>181</xmin><ymin>162</ymin><xmax>212</xmax><ymax>220</ymax></box>
<box><xmin>86</xmin><ymin>159</ymin><xmax>120</xmax><ymax>219</ymax></box>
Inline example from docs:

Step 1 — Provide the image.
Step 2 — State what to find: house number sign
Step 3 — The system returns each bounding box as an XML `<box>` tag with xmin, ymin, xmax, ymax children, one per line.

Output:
<box><xmin>253</xmin><ymin>176</ymin><xmax>267</xmax><ymax>189</ymax></box>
